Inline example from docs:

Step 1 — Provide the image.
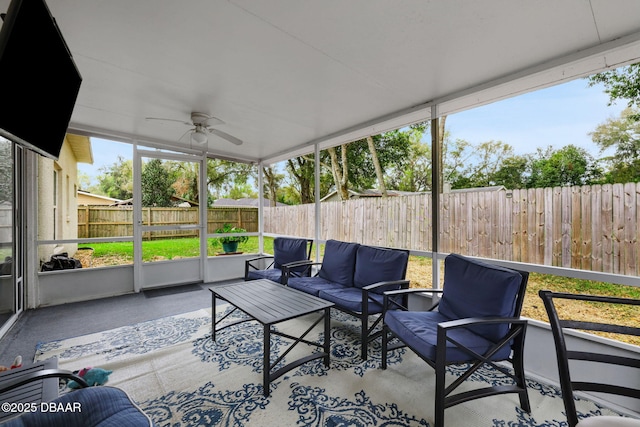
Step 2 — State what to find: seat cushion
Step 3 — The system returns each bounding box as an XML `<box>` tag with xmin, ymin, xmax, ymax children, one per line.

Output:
<box><xmin>273</xmin><ymin>238</ymin><xmax>309</xmax><ymax>273</ymax></box>
<box><xmin>437</xmin><ymin>254</ymin><xmax>522</xmax><ymax>342</ymax></box>
<box><xmin>318</xmin><ymin>240</ymin><xmax>359</xmax><ymax>286</ymax></box>
<box><xmin>287</xmin><ymin>276</ymin><xmax>345</xmax><ymax>296</ymax></box>
<box><xmin>319</xmin><ymin>287</ymin><xmax>385</xmax><ymax>313</ymax></box>
<box><xmin>384</xmin><ymin>310</ymin><xmax>512</xmax><ymax>363</ymax></box>
<box><xmin>246</xmin><ymin>268</ymin><xmax>284</xmax><ymax>284</ymax></box>
<box><xmin>353</xmin><ymin>246</ymin><xmax>409</xmax><ymax>289</ymax></box>
<box><xmin>5</xmin><ymin>386</ymin><xmax>153</xmax><ymax>427</ymax></box>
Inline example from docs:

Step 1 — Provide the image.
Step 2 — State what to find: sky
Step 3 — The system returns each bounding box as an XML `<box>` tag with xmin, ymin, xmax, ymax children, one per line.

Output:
<box><xmin>78</xmin><ymin>78</ymin><xmax>627</xmax><ymax>187</ymax></box>
<box><xmin>446</xmin><ymin>78</ymin><xmax>626</xmax><ymax>157</ymax></box>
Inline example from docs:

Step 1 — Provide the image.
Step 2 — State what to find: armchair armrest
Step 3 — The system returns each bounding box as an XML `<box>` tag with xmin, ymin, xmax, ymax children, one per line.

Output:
<box><xmin>362</xmin><ymin>280</ymin><xmax>410</xmax><ymax>314</ymax></box>
<box><xmin>362</xmin><ymin>280</ymin><xmax>410</xmax><ymax>293</ymax></box>
<box><xmin>281</xmin><ymin>260</ymin><xmax>320</xmax><ymax>285</ymax></box>
<box><xmin>436</xmin><ymin>317</ymin><xmax>528</xmax><ymax>362</ymax></box>
<box><xmin>282</xmin><ymin>259</ymin><xmax>316</xmax><ymax>269</ymax></box>
<box><xmin>244</xmin><ymin>255</ymin><xmax>276</xmax><ymax>279</ymax></box>
<box><xmin>0</xmin><ymin>369</ymin><xmax>88</xmax><ymax>394</ymax></box>
<box><xmin>438</xmin><ymin>316</ymin><xmax>526</xmax><ymax>330</ymax></box>
<box><xmin>383</xmin><ymin>288</ymin><xmax>443</xmax><ymax>312</ymax></box>
<box><xmin>245</xmin><ymin>255</ymin><xmax>275</xmax><ymax>263</ymax></box>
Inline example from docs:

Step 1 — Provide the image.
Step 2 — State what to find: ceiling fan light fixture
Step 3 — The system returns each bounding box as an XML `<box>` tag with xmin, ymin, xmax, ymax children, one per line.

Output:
<box><xmin>191</xmin><ymin>129</ymin><xmax>208</xmax><ymax>145</ymax></box>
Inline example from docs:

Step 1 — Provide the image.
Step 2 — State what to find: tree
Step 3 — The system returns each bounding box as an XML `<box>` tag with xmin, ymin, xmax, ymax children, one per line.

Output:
<box><xmin>327</xmin><ymin>145</ymin><xmax>350</xmax><ymax>200</ymax></box>
<box><xmin>227</xmin><ymin>183</ymin><xmax>257</xmax><ymax>199</ymax></box>
<box><xmin>588</xmin><ymin>63</ymin><xmax>640</xmax><ymax>119</ymax></box>
<box><xmin>366</xmin><ymin>136</ymin><xmax>387</xmax><ymax>196</ymax></box>
<box><xmin>141</xmin><ymin>158</ymin><xmax>174</xmax><ymax>207</ymax></box>
<box><xmin>263</xmin><ymin>166</ymin><xmax>284</xmax><ymax>206</ymax></box>
<box><xmin>286</xmin><ymin>156</ymin><xmax>315</xmax><ymax>204</ymax></box>
<box><xmin>437</xmin><ymin>116</ymin><xmax>447</xmax><ymax>192</ymax></box>
<box><xmin>389</xmin><ymin>124</ymin><xmax>431</xmax><ymax>192</ymax></box>
<box><xmin>321</xmin><ymin>127</ymin><xmax>415</xmax><ymax>200</ymax></box>
<box><xmin>490</xmin><ymin>155</ymin><xmax>529</xmax><ymax>189</ymax></box>
<box><xmin>96</xmin><ymin>155</ymin><xmax>133</xmax><ymax>200</ymax></box>
<box><xmin>442</xmin><ymin>137</ymin><xmax>473</xmax><ymax>189</ymax></box>
<box><xmin>0</xmin><ymin>141</ymin><xmax>12</xmax><ymax>203</ymax></box>
<box><xmin>590</xmin><ymin>107</ymin><xmax>640</xmax><ymax>183</ymax></box>
<box><xmin>207</xmin><ymin>159</ymin><xmax>253</xmax><ymax>204</ymax></box>
<box><xmin>526</xmin><ymin>145</ymin><xmax>601</xmax><ymax>188</ymax></box>
<box><xmin>167</xmin><ymin>160</ymin><xmax>199</xmax><ymax>204</ymax></box>
<box><xmin>450</xmin><ymin>140</ymin><xmax>516</xmax><ymax>188</ymax></box>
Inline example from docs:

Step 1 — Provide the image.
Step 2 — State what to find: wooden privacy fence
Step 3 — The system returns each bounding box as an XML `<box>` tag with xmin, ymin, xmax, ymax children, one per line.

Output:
<box><xmin>263</xmin><ymin>183</ymin><xmax>640</xmax><ymax>276</ymax></box>
<box><xmin>77</xmin><ymin>206</ymin><xmax>258</xmax><ymax>240</ymax></box>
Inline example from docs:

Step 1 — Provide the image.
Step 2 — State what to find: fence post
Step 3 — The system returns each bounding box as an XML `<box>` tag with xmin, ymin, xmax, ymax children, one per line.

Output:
<box><xmin>84</xmin><ymin>206</ymin><xmax>89</xmax><ymax>239</ymax></box>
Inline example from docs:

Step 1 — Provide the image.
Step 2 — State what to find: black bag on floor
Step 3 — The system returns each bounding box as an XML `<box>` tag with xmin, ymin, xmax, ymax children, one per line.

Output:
<box><xmin>41</xmin><ymin>253</ymin><xmax>82</xmax><ymax>271</ymax></box>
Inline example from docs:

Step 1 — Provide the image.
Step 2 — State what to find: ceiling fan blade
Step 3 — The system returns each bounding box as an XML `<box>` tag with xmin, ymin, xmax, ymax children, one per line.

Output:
<box><xmin>202</xmin><ymin>116</ymin><xmax>225</xmax><ymax>127</ymax></box>
<box><xmin>208</xmin><ymin>128</ymin><xmax>243</xmax><ymax>145</ymax></box>
<box><xmin>177</xmin><ymin>128</ymin><xmax>193</xmax><ymax>143</ymax></box>
<box><xmin>145</xmin><ymin>117</ymin><xmax>192</xmax><ymax>126</ymax></box>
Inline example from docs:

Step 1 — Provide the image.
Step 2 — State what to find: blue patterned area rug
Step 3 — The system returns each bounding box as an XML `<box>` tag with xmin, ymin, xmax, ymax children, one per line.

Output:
<box><xmin>35</xmin><ymin>307</ymin><xmax>623</xmax><ymax>426</ymax></box>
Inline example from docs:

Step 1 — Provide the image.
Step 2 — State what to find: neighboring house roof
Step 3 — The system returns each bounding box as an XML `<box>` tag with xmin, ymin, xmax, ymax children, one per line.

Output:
<box><xmin>448</xmin><ymin>185</ymin><xmax>507</xmax><ymax>193</ymax></box>
<box><xmin>111</xmin><ymin>198</ymin><xmax>132</xmax><ymax>206</ymax></box>
<box><xmin>109</xmin><ymin>195</ymin><xmax>199</xmax><ymax>207</ymax></box>
<box><xmin>321</xmin><ymin>186</ymin><xmax>510</xmax><ymax>202</ymax></box>
<box><xmin>213</xmin><ymin>198</ymin><xmax>285</xmax><ymax>207</ymax></box>
<box><xmin>320</xmin><ymin>189</ymin><xmax>424</xmax><ymax>202</ymax></box>
<box><xmin>77</xmin><ymin>190</ymin><xmax>122</xmax><ymax>206</ymax></box>
<box><xmin>66</xmin><ymin>134</ymin><xmax>93</xmax><ymax>164</ymax></box>
<box><xmin>170</xmin><ymin>195</ymin><xmax>199</xmax><ymax>207</ymax></box>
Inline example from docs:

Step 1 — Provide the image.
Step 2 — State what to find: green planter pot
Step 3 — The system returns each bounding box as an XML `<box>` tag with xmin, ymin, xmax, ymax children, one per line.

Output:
<box><xmin>222</xmin><ymin>242</ymin><xmax>239</xmax><ymax>253</ymax></box>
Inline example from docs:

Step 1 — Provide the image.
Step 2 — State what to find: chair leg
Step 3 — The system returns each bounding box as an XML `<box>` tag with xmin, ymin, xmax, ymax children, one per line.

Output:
<box><xmin>434</xmin><ymin>332</ymin><xmax>448</xmax><ymax>427</ymax></box>
<box><xmin>381</xmin><ymin>324</ymin><xmax>388</xmax><ymax>369</ymax></box>
<box><xmin>361</xmin><ymin>314</ymin><xmax>368</xmax><ymax>361</ymax></box>
<box><xmin>512</xmin><ymin>339</ymin><xmax>531</xmax><ymax>412</ymax></box>
<box><xmin>434</xmin><ymin>363</ymin><xmax>446</xmax><ymax>427</ymax></box>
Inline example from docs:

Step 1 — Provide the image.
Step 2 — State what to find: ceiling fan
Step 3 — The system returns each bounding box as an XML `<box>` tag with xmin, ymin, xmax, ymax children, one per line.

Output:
<box><xmin>145</xmin><ymin>112</ymin><xmax>243</xmax><ymax>146</ymax></box>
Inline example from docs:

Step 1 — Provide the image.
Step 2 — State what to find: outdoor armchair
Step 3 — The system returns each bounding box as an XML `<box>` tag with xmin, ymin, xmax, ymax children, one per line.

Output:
<box><xmin>381</xmin><ymin>253</ymin><xmax>530</xmax><ymax>427</ymax></box>
<box><xmin>244</xmin><ymin>237</ymin><xmax>313</xmax><ymax>284</ymax></box>
<box><xmin>539</xmin><ymin>290</ymin><xmax>640</xmax><ymax>427</ymax></box>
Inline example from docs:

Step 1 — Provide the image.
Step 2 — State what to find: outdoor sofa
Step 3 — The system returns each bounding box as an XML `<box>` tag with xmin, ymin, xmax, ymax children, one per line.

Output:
<box><xmin>284</xmin><ymin>239</ymin><xmax>409</xmax><ymax>360</ymax></box>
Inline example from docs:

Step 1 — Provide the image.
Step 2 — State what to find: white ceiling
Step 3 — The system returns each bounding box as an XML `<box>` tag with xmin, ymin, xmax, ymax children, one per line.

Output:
<box><xmin>5</xmin><ymin>0</ymin><xmax>640</xmax><ymax>164</ymax></box>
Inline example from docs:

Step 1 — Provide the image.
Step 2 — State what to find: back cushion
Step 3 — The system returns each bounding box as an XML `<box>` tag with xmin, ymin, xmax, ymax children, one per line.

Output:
<box><xmin>318</xmin><ymin>240</ymin><xmax>360</xmax><ymax>285</ymax></box>
<box><xmin>273</xmin><ymin>238</ymin><xmax>309</xmax><ymax>270</ymax></box>
<box><xmin>353</xmin><ymin>246</ymin><xmax>409</xmax><ymax>289</ymax></box>
<box><xmin>438</xmin><ymin>253</ymin><xmax>522</xmax><ymax>342</ymax></box>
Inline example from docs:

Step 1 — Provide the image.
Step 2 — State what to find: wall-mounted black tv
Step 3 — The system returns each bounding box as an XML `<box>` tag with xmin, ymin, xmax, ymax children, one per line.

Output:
<box><xmin>0</xmin><ymin>0</ymin><xmax>82</xmax><ymax>160</ymax></box>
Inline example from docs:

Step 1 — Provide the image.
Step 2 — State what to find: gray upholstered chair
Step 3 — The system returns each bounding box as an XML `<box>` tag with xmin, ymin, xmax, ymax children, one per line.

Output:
<box><xmin>381</xmin><ymin>253</ymin><xmax>530</xmax><ymax>427</ymax></box>
<box><xmin>539</xmin><ymin>290</ymin><xmax>640</xmax><ymax>427</ymax></box>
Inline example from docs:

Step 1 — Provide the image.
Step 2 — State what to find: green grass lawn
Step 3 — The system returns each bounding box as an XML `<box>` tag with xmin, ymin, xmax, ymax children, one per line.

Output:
<box><xmin>81</xmin><ymin>237</ymin><xmax>274</xmax><ymax>263</ymax></box>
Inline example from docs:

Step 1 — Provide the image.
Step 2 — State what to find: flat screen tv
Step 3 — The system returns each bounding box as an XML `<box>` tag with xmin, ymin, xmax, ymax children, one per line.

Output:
<box><xmin>0</xmin><ymin>0</ymin><xmax>82</xmax><ymax>160</ymax></box>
